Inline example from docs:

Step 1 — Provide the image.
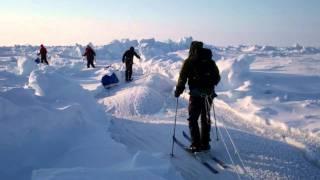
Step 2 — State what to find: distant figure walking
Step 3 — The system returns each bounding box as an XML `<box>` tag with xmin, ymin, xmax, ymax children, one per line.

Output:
<box><xmin>122</xmin><ymin>47</ymin><xmax>141</xmax><ymax>81</ymax></box>
<box><xmin>83</xmin><ymin>45</ymin><xmax>96</xmax><ymax>68</ymax></box>
<box><xmin>37</xmin><ymin>44</ymin><xmax>49</xmax><ymax>65</ymax></box>
<box><xmin>175</xmin><ymin>41</ymin><xmax>220</xmax><ymax>153</ymax></box>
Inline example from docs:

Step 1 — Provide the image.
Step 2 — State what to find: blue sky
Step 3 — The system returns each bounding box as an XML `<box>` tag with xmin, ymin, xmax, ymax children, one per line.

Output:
<box><xmin>1</xmin><ymin>0</ymin><xmax>319</xmax><ymax>46</ymax></box>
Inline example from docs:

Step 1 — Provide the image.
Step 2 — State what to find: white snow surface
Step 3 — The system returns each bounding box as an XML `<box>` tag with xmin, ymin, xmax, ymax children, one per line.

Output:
<box><xmin>1</xmin><ymin>38</ymin><xmax>320</xmax><ymax>180</ymax></box>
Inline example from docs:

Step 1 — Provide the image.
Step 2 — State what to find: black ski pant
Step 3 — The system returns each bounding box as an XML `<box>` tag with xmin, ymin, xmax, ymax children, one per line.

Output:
<box><xmin>188</xmin><ymin>95</ymin><xmax>213</xmax><ymax>148</ymax></box>
<box><xmin>87</xmin><ymin>58</ymin><xmax>95</xmax><ymax>68</ymax></box>
<box><xmin>125</xmin><ymin>62</ymin><xmax>133</xmax><ymax>81</ymax></box>
<box><xmin>41</xmin><ymin>56</ymin><xmax>49</xmax><ymax>65</ymax></box>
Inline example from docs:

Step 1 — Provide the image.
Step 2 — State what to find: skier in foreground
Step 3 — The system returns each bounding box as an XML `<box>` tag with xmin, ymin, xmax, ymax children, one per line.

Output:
<box><xmin>174</xmin><ymin>41</ymin><xmax>220</xmax><ymax>153</ymax></box>
<box><xmin>37</xmin><ymin>44</ymin><xmax>49</xmax><ymax>65</ymax></box>
<box><xmin>122</xmin><ymin>47</ymin><xmax>141</xmax><ymax>82</ymax></box>
<box><xmin>83</xmin><ymin>45</ymin><xmax>96</xmax><ymax>68</ymax></box>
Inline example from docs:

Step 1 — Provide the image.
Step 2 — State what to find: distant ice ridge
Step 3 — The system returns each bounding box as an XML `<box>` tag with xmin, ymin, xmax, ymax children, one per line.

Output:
<box><xmin>2</xmin><ymin>38</ymin><xmax>320</xmax><ymax>62</ymax></box>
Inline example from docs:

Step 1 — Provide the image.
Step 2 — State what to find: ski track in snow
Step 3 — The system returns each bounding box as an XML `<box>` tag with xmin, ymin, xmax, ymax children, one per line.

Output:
<box><xmin>107</xmin><ymin>102</ymin><xmax>320</xmax><ymax>179</ymax></box>
<box><xmin>1</xmin><ymin>40</ymin><xmax>320</xmax><ymax>179</ymax></box>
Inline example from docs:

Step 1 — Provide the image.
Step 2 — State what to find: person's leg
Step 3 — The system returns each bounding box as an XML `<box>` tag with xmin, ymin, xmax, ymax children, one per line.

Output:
<box><xmin>43</xmin><ymin>56</ymin><xmax>49</xmax><ymax>65</ymax></box>
<box><xmin>90</xmin><ymin>59</ymin><xmax>95</xmax><ymax>68</ymax></box>
<box><xmin>128</xmin><ymin>63</ymin><xmax>133</xmax><ymax>80</ymax></box>
<box><xmin>188</xmin><ymin>96</ymin><xmax>202</xmax><ymax>150</ymax></box>
<box><xmin>200</xmin><ymin>96</ymin><xmax>212</xmax><ymax>150</ymax></box>
<box><xmin>87</xmin><ymin>59</ymin><xmax>90</xmax><ymax>68</ymax></box>
<box><xmin>125</xmin><ymin>63</ymin><xmax>129</xmax><ymax>81</ymax></box>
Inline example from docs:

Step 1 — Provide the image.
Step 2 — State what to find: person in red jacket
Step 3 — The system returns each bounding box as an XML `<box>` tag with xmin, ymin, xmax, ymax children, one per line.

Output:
<box><xmin>37</xmin><ymin>44</ymin><xmax>49</xmax><ymax>65</ymax></box>
<box><xmin>83</xmin><ymin>45</ymin><xmax>96</xmax><ymax>68</ymax></box>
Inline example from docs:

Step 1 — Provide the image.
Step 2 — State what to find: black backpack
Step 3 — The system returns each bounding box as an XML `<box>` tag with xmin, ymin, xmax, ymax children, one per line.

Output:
<box><xmin>190</xmin><ymin>58</ymin><xmax>220</xmax><ymax>89</ymax></box>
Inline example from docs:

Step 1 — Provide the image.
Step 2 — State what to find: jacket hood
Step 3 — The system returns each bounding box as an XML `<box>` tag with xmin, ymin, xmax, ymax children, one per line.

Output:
<box><xmin>188</xmin><ymin>41</ymin><xmax>203</xmax><ymax>57</ymax></box>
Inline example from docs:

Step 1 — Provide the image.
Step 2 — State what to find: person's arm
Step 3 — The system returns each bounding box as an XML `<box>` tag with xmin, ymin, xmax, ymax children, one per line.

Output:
<box><xmin>122</xmin><ymin>51</ymin><xmax>127</xmax><ymax>63</ymax></box>
<box><xmin>134</xmin><ymin>51</ymin><xmax>141</xmax><ymax>59</ymax></box>
<box><xmin>212</xmin><ymin>62</ymin><xmax>220</xmax><ymax>86</ymax></box>
<box><xmin>38</xmin><ymin>48</ymin><xmax>42</xmax><ymax>56</ymax></box>
<box><xmin>93</xmin><ymin>50</ymin><xmax>96</xmax><ymax>56</ymax></box>
<box><xmin>175</xmin><ymin>60</ymin><xmax>190</xmax><ymax>97</ymax></box>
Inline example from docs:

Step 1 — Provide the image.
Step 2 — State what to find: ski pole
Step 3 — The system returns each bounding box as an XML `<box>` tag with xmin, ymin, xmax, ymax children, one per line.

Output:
<box><xmin>170</xmin><ymin>98</ymin><xmax>179</xmax><ymax>157</ymax></box>
<box><xmin>212</xmin><ymin>101</ymin><xmax>219</xmax><ymax>141</ymax></box>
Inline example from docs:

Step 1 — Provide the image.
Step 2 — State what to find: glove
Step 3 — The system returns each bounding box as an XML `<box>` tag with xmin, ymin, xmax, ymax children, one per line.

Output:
<box><xmin>212</xmin><ymin>92</ymin><xmax>218</xmax><ymax>98</ymax></box>
<box><xmin>174</xmin><ymin>91</ymin><xmax>180</xmax><ymax>98</ymax></box>
<box><xmin>174</xmin><ymin>87</ymin><xmax>183</xmax><ymax>98</ymax></box>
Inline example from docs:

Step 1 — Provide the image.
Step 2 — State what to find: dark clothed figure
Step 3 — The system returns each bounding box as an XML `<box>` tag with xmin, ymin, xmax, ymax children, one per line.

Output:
<box><xmin>83</xmin><ymin>46</ymin><xmax>96</xmax><ymax>68</ymax></box>
<box><xmin>122</xmin><ymin>47</ymin><xmax>141</xmax><ymax>81</ymax></box>
<box><xmin>37</xmin><ymin>44</ymin><xmax>49</xmax><ymax>65</ymax></box>
<box><xmin>175</xmin><ymin>42</ymin><xmax>220</xmax><ymax>152</ymax></box>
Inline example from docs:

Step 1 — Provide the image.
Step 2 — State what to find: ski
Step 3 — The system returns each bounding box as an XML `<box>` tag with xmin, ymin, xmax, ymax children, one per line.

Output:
<box><xmin>182</xmin><ymin>131</ymin><xmax>229</xmax><ymax>169</ymax></box>
<box><xmin>173</xmin><ymin>136</ymin><xmax>219</xmax><ymax>174</ymax></box>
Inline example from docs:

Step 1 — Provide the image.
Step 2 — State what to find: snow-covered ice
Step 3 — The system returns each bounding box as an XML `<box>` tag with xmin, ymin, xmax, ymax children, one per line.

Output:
<box><xmin>1</xmin><ymin>38</ymin><xmax>320</xmax><ymax>179</ymax></box>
